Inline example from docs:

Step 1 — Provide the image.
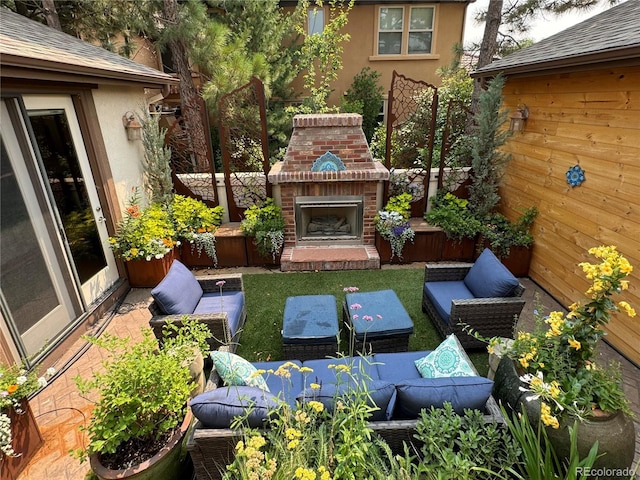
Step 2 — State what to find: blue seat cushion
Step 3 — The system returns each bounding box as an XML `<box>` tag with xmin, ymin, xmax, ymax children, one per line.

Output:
<box><xmin>190</xmin><ymin>386</ymin><xmax>280</xmax><ymax>428</ymax></box>
<box><xmin>373</xmin><ymin>351</ymin><xmax>431</xmax><ymax>381</ymax></box>
<box><xmin>464</xmin><ymin>248</ymin><xmax>519</xmax><ymax>298</ymax></box>
<box><xmin>282</xmin><ymin>295</ymin><xmax>339</xmax><ymax>344</ymax></box>
<box><xmin>302</xmin><ymin>356</ymin><xmax>380</xmax><ymax>385</ymax></box>
<box><xmin>297</xmin><ymin>380</ymin><xmax>396</xmax><ymax>421</ymax></box>
<box><xmin>150</xmin><ymin>260</ymin><xmax>202</xmax><ymax>314</ymax></box>
<box><xmin>393</xmin><ymin>376</ymin><xmax>494</xmax><ymax>419</ymax></box>
<box><xmin>423</xmin><ymin>281</ymin><xmax>474</xmax><ymax>325</ymax></box>
<box><xmin>344</xmin><ymin>290</ymin><xmax>414</xmax><ymax>340</ymax></box>
<box><xmin>252</xmin><ymin>360</ymin><xmax>305</xmax><ymax>407</ymax></box>
<box><xmin>194</xmin><ymin>291</ymin><xmax>245</xmax><ymax>336</ymax></box>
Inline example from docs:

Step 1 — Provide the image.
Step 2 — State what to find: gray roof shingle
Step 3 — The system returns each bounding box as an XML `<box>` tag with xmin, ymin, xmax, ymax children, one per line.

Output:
<box><xmin>0</xmin><ymin>8</ymin><xmax>176</xmax><ymax>86</ymax></box>
<box><xmin>474</xmin><ymin>0</ymin><xmax>640</xmax><ymax>76</ymax></box>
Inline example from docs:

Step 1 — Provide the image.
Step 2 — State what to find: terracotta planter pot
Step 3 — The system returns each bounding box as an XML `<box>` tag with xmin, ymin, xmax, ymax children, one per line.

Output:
<box><xmin>1</xmin><ymin>399</ymin><xmax>44</xmax><ymax>480</ymax></box>
<box><xmin>124</xmin><ymin>249</ymin><xmax>179</xmax><ymax>288</ymax></box>
<box><xmin>90</xmin><ymin>409</ymin><xmax>193</xmax><ymax>480</ymax></box>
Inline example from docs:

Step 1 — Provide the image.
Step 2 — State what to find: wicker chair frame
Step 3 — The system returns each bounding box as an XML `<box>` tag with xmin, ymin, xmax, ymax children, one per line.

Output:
<box><xmin>148</xmin><ymin>273</ymin><xmax>246</xmax><ymax>353</ymax></box>
<box><xmin>421</xmin><ymin>263</ymin><xmax>525</xmax><ymax>349</ymax></box>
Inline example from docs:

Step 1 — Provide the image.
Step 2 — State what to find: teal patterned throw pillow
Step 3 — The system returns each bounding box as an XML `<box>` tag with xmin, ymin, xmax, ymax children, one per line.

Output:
<box><xmin>414</xmin><ymin>335</ymin><xmax>476</xmax><ymax>378</ymax></box>
<box><xmin>210</xmin><ymin>351</ymin><xmax>269</xmax><ymax>391</ymax></box>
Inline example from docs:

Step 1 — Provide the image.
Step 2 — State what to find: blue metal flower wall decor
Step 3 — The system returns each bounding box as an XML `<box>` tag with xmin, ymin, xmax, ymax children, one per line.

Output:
<box><xmin>566</xmin><ymin>164</ymin><xmax>585</xmax><ymax>187</ymax></box>
<box><xmin>311</xmin><ymin>151</ymin><xmax>346</xmax><ymax>172</ymax></box>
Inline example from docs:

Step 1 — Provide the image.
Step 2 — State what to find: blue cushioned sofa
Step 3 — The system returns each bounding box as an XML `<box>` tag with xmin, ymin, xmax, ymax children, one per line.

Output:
<box><xmin>187</xmin><ymin>335</ymin><xmax>503</xmax><ymax>480</ymax></box>
<box><xmin>422</xmin><ymin>249</ymin><xmax>526</xmax><ymax>349</ymax></box>
<box><xmin>148</xmin><ymin>260</ymin><xmax>246</xmax><ymax>352</ymax></box>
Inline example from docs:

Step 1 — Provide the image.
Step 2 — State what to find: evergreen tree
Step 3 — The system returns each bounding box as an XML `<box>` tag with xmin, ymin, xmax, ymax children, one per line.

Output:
<box><xmin>140</xmin><ymin>110</ymin><xmax>173</xmax><ymax>206</ymax></box>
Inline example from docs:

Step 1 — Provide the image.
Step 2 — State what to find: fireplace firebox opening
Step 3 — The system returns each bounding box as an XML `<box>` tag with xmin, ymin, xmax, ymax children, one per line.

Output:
<box><xmin>295</xmin><ymin>196</ymin><xmax>364</xmax><ymax>245</ymax></box>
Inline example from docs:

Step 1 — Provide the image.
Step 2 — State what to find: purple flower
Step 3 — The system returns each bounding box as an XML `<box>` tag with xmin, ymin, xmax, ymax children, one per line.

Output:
<box><xmin>363</xmin><ymin>315</ymin><xmax>374</xmax><ymax>322</ymax></box>
<box><xmin>216</xmin><ymin>280</ymin><xmax>226</xmax><ymax>287</ymax></box>
<box><xmin>343</xmin><ymin>286</ymin><xmax>359</xmax><ymax>293</ymax></box>
<box><xmin>350</xmin><ymin>303</ymin><xmax>362</xmax><ymax>310</ymax></box>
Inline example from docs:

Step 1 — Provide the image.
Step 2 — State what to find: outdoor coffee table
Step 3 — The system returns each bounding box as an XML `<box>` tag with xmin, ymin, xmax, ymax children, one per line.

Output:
<box><xmin>343</xmin><ymin>289</ymin><xmax>414</xmax><ymax>353</ymax></box>
<box><xmin>282</xmin><ymin>294</ymin><xmax>339</xmax><ymax>361</ymax></box>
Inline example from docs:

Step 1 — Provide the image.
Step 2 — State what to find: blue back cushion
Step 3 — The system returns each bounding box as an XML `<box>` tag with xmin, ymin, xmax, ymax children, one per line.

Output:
<box><xmin>423</xmin><ymin>281</ymin><xmax>474</xmax><ymax>325</ymax></box>
<box><xmin>302</xmin><ymin>356</ymin><xmax>380</xmax><ymax>385</ymax></box>
<box><xmin>373</xmin><ymin>351</ymin><xmax>430</xmax><ymax>381</ymax></box>
<box><xmin>194</xmin><ymin>291</ymin><xmax>245</xmax><ymax>336</ymax></box>
<box><xmin>190</xmin><ymin>386</ymin><xmax>280</xmax><ymax>428</ymax></box>
<box><xmin>464</xmin><ymin>249</ymin><xmax>519</xmax><ymax>298</ymax></box>
<box><xmin>150</xmin><ymin>260</ymin><xmax>202</xmax><ymax>314</ymax></box>
<box><xmin>393</xmin><ymin>376</ymin><xmax>494</xmax><ymax>419</ymax></box>
<box><xmin>252</xmin><ymin>360</ymin><xmax>305</xmax><ymax>407</ymax></box>
<box><xmin>296</xmin><ymin>380</ymin><xmax>396</xmax><ymax>421</ymax></box>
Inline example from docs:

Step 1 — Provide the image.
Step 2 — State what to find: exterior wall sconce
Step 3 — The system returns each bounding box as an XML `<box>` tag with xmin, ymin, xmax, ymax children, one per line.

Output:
<box><xmin>122</xmin><ymin>111</ymin><xmax>142</xmax><ymax>141</ymax></box>
<box><xmin>509</xmin><ymin>105</ymin><xmax>529</xmax><ymax>132</ymax></box>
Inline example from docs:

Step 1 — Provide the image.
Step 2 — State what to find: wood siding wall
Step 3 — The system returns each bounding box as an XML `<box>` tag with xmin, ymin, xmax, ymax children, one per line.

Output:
<box><xmin>498</xmin><ymin>65</ymin><xmax>640</xmax><ymax>365</ymax></box>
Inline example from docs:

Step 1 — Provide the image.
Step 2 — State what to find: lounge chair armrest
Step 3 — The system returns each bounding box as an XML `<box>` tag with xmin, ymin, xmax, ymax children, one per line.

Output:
<box><xmin>424</xmin><ymin>263</ymin><xmax>472</xmax><ymax>282</ymax></box>
<box><xmin>197</xmin><ymin>273</ymin><xmax>244</xmax><ymax>294</ymax></box>
<box><xmin>149</xmin><ymin>312</ymin><xmax>233</xmax><ymax>351</ymax></box>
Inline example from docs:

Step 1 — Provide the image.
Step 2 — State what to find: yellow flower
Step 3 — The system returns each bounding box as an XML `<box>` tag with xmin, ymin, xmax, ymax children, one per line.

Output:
<box><xmin>299</xmin><ymin>366</ymin><xmax>313</xmax><ymax>374</ymax></box>
<box><xmin>310</xmin><ymin>382</ymin><xmax>321</xmax><ymax>390</ymax></box>
<box><xmin>540</xmin><ymin>402</ymin><xmax>560</xmax><ymax>429</ymax></box>
<box><xmin>285</xmin><ymin>427</ymin><xmax>302</xmax><ymax>440</ymax></box>
<box><xmin>287</xmin><ymin>439</ymin><xmax>300</xmax><ymax>450</ymax></box>
<box><xmin>619</xmin><ymin>301</ymin><xmax>636</xmax><ymax>317</ymax></box>
<box><xmin>308</xmin><ymin>400</ymin><xmax>324</xmax><ymax>413</ymax></box>
<box><xmin>568</xmin><ymin>338</ymin><xmax>581</xmax><ymax>350</ymax></box>
<box><xmin>519</xmin><ymin>357</ymin><xmax>530</xmax><ymax>369</ymax></box>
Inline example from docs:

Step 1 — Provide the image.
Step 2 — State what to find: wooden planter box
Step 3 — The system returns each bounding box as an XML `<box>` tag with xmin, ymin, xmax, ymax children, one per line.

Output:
<box><xmin>498</xmin><ymin>245</ymin><xmax>532</xmax><ymax>277</ymax></box>
<box><xmin>2</xmin><ymin>399</ymin><xmax>43</xmax><ymax>480</ymax></box>
<box><xmin>124</xmin><ymin>248</ymin><xmax>179</xmax><ymax>288</ymax></box>
<box><xmin>246</xmin><ymin>239</ymin><xmax>281</xmax><ymax>266</ymax></box>
<box><xmin>376</xmin><ymin>219</ymin><xmax>444</xmax><ymax>263</ymax></box>
<box><xmin>179</xmin><ymin>243</ymin><xmax>216</xmax><ymax>268</ymax></box>
<box><xmin>215</xmin><ymin>223</ymin><xmax>248</xmax><ymax>268</ymax></box>
<box><xmin>441</xmin><ymin>236</ymin><xmax>477</xmax><ymax>262</ymax></box>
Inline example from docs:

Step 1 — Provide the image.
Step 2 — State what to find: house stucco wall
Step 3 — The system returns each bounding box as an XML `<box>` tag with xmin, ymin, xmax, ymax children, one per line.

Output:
<box><xmin>498</xmin><ymin>65</ymin><xmax>640</xmax><ymax>364</ymax></box>
<box><xmin>285</xmin><ymin>2</ymin><xmax>469</xmax><ymax>107</ymax></box>
<box><xmin>91</xmin><ymin>86</ymin><xmax>149</xmax><ymax>213</ymax></box>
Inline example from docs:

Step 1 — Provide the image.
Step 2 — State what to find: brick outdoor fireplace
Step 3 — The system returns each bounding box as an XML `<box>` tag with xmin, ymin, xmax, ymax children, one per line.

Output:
<box><xmin>268</xmin><ymin>113</ymin><xmax>389</xmax><ymax>271</ymax></box>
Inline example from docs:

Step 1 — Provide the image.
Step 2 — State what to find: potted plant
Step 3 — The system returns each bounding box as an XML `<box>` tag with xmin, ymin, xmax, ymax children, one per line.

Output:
<box><xmin>1</xmin><ymin>363</ymin><xmax>55</xmax><ymax>478</ymax></box>
<box><xmin>490</xmin><ymin>245</ymin><xmax>636</xmax><ymax>474</ymax></box>
<box><xmin>479</xmin><ymin>206</ymin><xmax>538</xmax><ymax>276</ymax></box>
<box><xmin>172</xmin><ymin>195</ymin><xmax>224</xmax><ymax>268</ymax></box>
<box><xmin>73</xmin><ymin>329</ymin><xmax>197</xmax><ymax>480</ymax></box>
<box><xmin>374</xmin><ymin>193</ymin><xmax>415</xmax><ymax>262</ymax></box>
<box><xmin>240</xmin><ymin>198</ymin><xmax>285</xmax><ymax>265</ymax></box>
<box><xmin>424</xmin><ymin>191</ymin><xmax>481</xmax><ymax>261</ymax></box>
<box><xmin>108</xmin><ymin>190</ymin><xmax>179</xmax><ymax>287</ymax></box>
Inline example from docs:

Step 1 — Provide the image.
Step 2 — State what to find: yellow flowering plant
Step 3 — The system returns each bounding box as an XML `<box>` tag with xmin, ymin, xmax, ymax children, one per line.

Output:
<box><xmin>488</xmin><ymin>245</ymin><xmax>635</xmax><ymax>428</ymax></box>
<box><xmin>108</xmin><ymin>190</ymin><xmax>178</xmax><ymax>261</ymax></box>
<box><xmin>223</xmin><ymin>361</ymin><xmax>412</xmax><ymax>480</ymax></box>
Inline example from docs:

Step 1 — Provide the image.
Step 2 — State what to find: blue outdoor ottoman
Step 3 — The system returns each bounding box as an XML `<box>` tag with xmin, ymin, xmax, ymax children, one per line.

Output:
<box><xmin>343</xmin><ymin>289</ymin><xmax>414</xmax><ymax>353</ymax></box>
<box><xmin>282</xmin><ymin>295</ymin><xmax>340</xmax><ymax>361</ymax></box>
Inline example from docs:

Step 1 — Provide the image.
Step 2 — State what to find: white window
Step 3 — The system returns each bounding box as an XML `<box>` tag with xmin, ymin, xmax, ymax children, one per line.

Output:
<box><xmin>308</xmin><ymin>7</ymin><xmax>324</xmax><ymax>35</ymax></box>
<box><xmin>377</xmin><ymin>5</ymin><xmax>434</xmax><ymax>55</ymax></box>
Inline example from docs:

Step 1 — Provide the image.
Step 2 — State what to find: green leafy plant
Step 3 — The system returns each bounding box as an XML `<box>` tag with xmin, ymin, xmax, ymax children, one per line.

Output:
<box><xmin>413</xmin><ymin>402</ymin><xmax>522</xmax><ymax>479</ymax></box>
<box><xmin>172</xmin><ymin>195</ymin><xmax>224</xmax><ymax>264</ymax></box>
<box><xmin>72</xmin><ymin>330</ymin><xmax>194</xmax><ymax>466</ymax></box>
<box><xmin>108</xmin><ymin>189</ymin><xmax>177</xmax><ymax>261</ymax></box>
<box><xmin>374</xmin><ymin>193</ymin><xmax>415</xmax><ymax>260</ymax></box>
<box><xmin>425</xmin><ymin>191</ymin><xmax>482</xmax><ymax>242</ymax></box>
<box><xmin>342</xmin><ymin>67</ymin><xmax>384</xmax><ymax>141</ymax></box>
<box><xmin>502</xmin><ymin>406</ymin><xmax>599</xmax><ymax>480</ymax></box>
<box><xmin>480</xmin><ymin>206</ymin><xmax>538</xmax><ymax>258</ymax></box>
<box><xmin>240</xmin><ymin>198</ymin><xmax>285</xmax><ymax>260</ymax></box>
<box><xmin>161</xmin><ymin>317</ymin><xmax>214</xmax><ymax>359</ymax></box>
<box><xmin>487</xmin><ymin>246</ymin><xmax>635</xmax><ymax>428</ymax></box>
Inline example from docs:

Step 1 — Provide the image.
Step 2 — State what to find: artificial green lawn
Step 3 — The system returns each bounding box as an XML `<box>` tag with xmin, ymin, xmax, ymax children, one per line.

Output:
<box><xmin>236</xmin><ymin>267</ymin><xmax>489</xmax><ymax>376</ymax></box>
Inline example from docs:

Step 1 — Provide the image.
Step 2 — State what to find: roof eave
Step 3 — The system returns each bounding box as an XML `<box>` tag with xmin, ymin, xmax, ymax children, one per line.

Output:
<box><xmin>0</xmin><ymin>53</ymin><xmax>179</xmax><ymax>87</ymax></box>
<box><xmin>472</xmin><ymin>46</ymin><xmax>640</xmax><ymax>78</ymax></box>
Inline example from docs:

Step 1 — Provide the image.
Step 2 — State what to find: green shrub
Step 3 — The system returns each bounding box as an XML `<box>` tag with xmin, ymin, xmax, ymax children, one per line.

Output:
<box><xmin>425</xmin><ymin>191</ymin><xmax>482</xmax><ymax>241</ymax></box>
<box><xmin>240</xmin><ymin>198</ymin><xmax>285</xmax><ymax>259</ymax></box>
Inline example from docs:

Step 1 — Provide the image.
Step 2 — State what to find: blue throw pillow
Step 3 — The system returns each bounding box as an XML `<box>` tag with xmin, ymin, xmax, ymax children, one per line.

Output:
<box><xmin>296</xmin><ymin>380</ymin><xmax>396</xmax><ymax>421</ymax></box>
<box><xmin>190</xmin><ymin>386</ymin><xmax>280</xmax><ymax>428</ymax></box>
<box><xmin>151</xmin><ymin>260</ymin><xmax>202</xmax><ymax>314</ymax></box>
<box><xmin>464</xmin><ymin>249</ymin><xmax>519</xmax><ymax>298</ymax></box>
<box><xmin>394</xmin><ymin>376</ymin><xmax>494</xmax><ymax>418</ymax></box>
<box><xmin>415</xmin><ymin>335</ymin><xmax>476</xmax><ymax>378</ymax></box>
